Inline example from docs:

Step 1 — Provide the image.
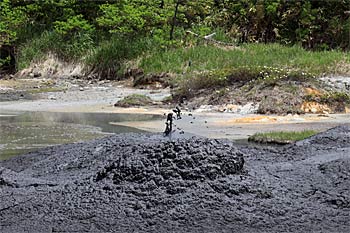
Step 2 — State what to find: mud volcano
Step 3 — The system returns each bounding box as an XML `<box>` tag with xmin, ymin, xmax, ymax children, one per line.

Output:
<box><xmin>1</xmin><ymin>128</ymin><xmax>350</xmax><ymax>232</ymax></box>
<box><xmin>0</xmin><ymin>134</ymin><xmax>245</xmax><ymax>232</ymax></box>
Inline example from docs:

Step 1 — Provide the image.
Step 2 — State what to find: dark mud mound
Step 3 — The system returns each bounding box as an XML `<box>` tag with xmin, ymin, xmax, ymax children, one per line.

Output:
<box><xmin>318</xmin><ymin>159</ymin><xmax>350</xmax><ymax>208</ymax></box>
<box><xmin>95</xmin><ymin>139</ymin><xmax>244</xmax><ymax>185</ymax></box>
<box><xmin>296</xmin><ymin>125</ymin><xmax>350</xmax><ymax>148</ymax></box>
<box><xmin>0</xmin><ymin>134</ymin><xmax>250</xmax><ymax>232</ymax></box>
<box><xmin>266</xmin><ymin>125</ymin><xmax>350</xmax><ymax>162</ymax></box>
<box><xmin>1</xmin><ymin>130</ymin><xmax>350</xmax><ymax>232</ymax></box>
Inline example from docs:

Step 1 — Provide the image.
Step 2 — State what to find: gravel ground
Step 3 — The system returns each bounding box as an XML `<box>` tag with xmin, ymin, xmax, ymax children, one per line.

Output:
<box><xmin>0</xmin><ymin>83</ymin><xmax>171</xmax><ymax>113</ymax></box>
<box><xmin>1</xmin><ymin>126</ymin><xmax>350</xmax><ymax>232</ymax></box>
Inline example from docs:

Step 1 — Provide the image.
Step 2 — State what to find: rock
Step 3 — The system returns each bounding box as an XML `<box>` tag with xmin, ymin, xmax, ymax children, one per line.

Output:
<box><xmin>33</xmin><ymin>72</ymin><xmax>41</xmax><ymax>78</ymax></box>
<box><xmin>301</xmin><ymin>101</ymin><xmax>332</xmax><ymax>114</ymax></box>
<box><xmin>133</xmin><ymin>71</ymin><xmax>170</xmax><ymax>89</ymax></box>
<box><xmin>225</xmin><ymin>104</ymin><xmax>239</xmax><ymax>113</ymax></box>
<box><xmin>48</xmin><ymin>95</ymin><xmax>57</xmax><ymax>100</ymax></box>
<box><xmin>217</xmin><ymin>106</ymin><xmax>226</xmax><ymax>112</ymax></box>
<box><xmin>195</xmin><ymin>105</ymin><xmax>215</xmax><ymax>112</ymax></box>
<box><xmin>239</xmin><ymin>102</ymin><xmax>259</xmax><ymax>114</ymax></box>
<box><xmin>114</xmin><ymin>94</ymin><xmax>153</xmax><ymax>107</ymax></box>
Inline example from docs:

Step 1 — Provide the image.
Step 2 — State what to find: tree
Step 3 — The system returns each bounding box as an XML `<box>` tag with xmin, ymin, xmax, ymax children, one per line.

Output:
<box><xmin>0</xmin><ymin>0</ymin><xmax>26</xmax><ymax>73</ymax></box>
<box><xmin>96</xmin><ymin>0</ymin><xmax>165</xmax><ymax>35</ymax></box>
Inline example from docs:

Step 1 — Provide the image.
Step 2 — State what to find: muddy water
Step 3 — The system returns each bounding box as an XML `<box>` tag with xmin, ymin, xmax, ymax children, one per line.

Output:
<box><xmin>0</xmin><ymin>111</ymin><xmax>161</xmax><ymax>160</ymax></box>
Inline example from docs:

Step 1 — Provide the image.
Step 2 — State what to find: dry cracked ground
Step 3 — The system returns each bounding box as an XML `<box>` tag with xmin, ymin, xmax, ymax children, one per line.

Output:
<box><xmin>0</xmin><ymin>126</ymin><xmax>349</xmax><ymax>232</ymax></box>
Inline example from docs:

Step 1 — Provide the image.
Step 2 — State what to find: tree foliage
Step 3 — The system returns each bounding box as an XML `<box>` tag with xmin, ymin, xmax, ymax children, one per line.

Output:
<box><xmin>1</xmin><ymin>0</ymin><xmax>350</xmax><ymax>73</ymax></box>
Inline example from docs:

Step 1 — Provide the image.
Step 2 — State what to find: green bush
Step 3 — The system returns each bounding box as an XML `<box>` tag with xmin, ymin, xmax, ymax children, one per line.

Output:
<box><xmin>320</xmin><ymin>92</ymin><xmax>350</xmax><ymax>104</ymax></box>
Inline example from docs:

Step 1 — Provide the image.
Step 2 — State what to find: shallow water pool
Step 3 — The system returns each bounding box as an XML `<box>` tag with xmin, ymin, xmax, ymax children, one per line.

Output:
<box><xmin>0</xmin><ymin>111</ymin><xmax>162</xmax><ymax>160</ymax></box>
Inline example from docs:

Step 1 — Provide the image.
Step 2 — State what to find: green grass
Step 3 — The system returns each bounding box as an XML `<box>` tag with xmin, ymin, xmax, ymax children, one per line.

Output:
<box><xmin>248</xmin><ymin>130</ymin><xmax>318</xmax><ymax>144</ymax></box>
<box><xmin>140</xmin><ymin>43</ymin><xmax>350</xmax><ymax>75</ymax></box>
<box><xmin>28</xmin><ymin>87</ymin><xmax>66</xmax><ymax>94</ymax></box>
<box><xmin>141</xmin><ymin>43</ymin><xmax>350</xmax><ymax>103</ymax></box>
<box><xmin>16</xmin><ymin>33</ymin><xmax>350</xmax><ymax>89</ymax></box>
<box><xmin>17</xmin><ymin>30</ymin><xmax>94</xmax><ymax>70</ymax></box>
<box><xmin>172</xmin><ymin>65</ymin><xmax>319</xmax><ymax>101</ymax></box>
<box><xmin>114</xmin><ymin>94</ymin><xmax>153</xmax><ymax>107</ymax></box>
<box><xmin>85</xmin><ymin>36</ymin><xmax>157</xmax><ymax>80</ymax></box>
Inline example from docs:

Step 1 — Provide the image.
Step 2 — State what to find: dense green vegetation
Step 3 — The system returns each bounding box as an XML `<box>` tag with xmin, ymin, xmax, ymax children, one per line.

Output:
<box><xmin>1</xmin><ymin>0</ymin><xmax>350</xmax><ymax>79</ymax></box>
<box><xmin>248</xmin><ymin>130</ymin><xmax>318</xmax><ymax>144</ymax></box>
<box><xmin>141</xmin><ymin>43</ymin><xmax>350</xmax><ymax>74</ymax></box>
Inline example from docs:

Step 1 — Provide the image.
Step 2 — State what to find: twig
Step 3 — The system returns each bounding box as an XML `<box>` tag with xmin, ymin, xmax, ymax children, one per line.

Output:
<box><xmin>185</xmin><ymin>31</ymin><xmax>237</xmax><ymax>47</ymax></box>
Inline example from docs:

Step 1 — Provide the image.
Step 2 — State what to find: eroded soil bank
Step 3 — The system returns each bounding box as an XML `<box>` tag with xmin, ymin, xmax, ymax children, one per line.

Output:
<box><xmin>0</xmin><ymin>126</ymin><xmax>349</xmax><ymax>232</ymax></box>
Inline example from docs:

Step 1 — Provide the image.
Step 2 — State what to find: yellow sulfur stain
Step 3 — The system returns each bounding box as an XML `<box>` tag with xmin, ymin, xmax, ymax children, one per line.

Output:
<box><xmin>304</xmin><ymin>87</ymin><xmax>323</xmax><ymax>96</ymax></box>
<box><xmin>301</xmin><ymin>101</ymin><xmax>332</xmax><ymax>114</ymax></box>
<box><xmin>216</xmin><ymin>116</ymin><xmax>278</xmax><ymax>125</ymax></box>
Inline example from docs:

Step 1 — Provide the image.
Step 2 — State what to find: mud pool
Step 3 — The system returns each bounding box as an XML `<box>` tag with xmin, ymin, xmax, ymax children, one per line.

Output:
<box><xmin>1</xmin><ymin>78</ymin><xmax>350</xmax><ymax>232</ymax></box>
<box><xmin>0</xmin><ymin>111</ymin><xmax>161</xmax><ymax>160</ymax></box>
<box><xmin>0</xmin><ymin>126</ymin><xmax>349</xmax><ymax>232</ymax></box>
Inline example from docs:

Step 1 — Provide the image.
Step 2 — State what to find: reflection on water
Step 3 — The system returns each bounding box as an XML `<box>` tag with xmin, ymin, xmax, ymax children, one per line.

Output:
<box><xmin>0</xmin><ymin>111</ymin><xmax>162</xmax><ymax>160</ymax></box>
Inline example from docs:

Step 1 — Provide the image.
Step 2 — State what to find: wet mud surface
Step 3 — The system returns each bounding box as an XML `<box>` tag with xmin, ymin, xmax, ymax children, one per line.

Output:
<box><xmin>1</xmin><ymin>127</ymin><xmax>350</xmax><ymax>232</ymax></box>
<box><xmin>0</xmin><ymin>90</ymin><xmax>36</xmax><ymax>102</ymax></box>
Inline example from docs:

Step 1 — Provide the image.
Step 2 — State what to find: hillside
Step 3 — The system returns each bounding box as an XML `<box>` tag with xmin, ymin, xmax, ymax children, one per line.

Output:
<box><xmin>1</xmin><ymin>0</ymin><xmax>350</xmax><ymax>113</ymax></box>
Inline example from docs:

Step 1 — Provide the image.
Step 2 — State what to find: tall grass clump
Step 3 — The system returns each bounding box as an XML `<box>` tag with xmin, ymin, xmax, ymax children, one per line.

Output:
<box><xmin>17</xmin><ymin>30</ymin><xmax>94</xmax><ymax>70</ymax></box>
<box><xmin>141</xmin><ymin>43</ymin><xmax>350</xmax><ymax>76</ymax></box>
<box><xmin>16</xmin><ymin>31</ymin><xmax>53</xmax><ymax>70</ymax></box>
<box><xmin>85</xmin><ymin>36</ymin><xmax>156</xmax><ymax>80</ymax></box>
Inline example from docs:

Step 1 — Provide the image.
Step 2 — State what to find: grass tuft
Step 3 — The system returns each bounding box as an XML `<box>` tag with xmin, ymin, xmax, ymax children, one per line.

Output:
<box><xmin>248</xmin><ymin>130</ymin><xmax>318</xmax><ymax>144</ymax></box>
<box><xmin>114</xmin><ymin>94</ymin><xmax>153</xmax><ymax>107</ymax></box>
<box><xmin>85</xmin><ymin>36</ymin><xmax>157</xmax><ymax>80</ymax></box>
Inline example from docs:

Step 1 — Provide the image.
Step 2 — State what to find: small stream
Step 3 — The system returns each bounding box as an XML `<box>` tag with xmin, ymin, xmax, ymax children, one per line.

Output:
<box><xmin>0</xmin><ymin>111</ymin><xmax>162</xmax><ymax>160</ymax></box>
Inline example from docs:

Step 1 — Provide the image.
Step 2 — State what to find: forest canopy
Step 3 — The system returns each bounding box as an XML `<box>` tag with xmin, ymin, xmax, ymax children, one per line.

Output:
<box><xmin>1</xmin><ymin>0</ymin><xmax>350</xmax><ymax>75</ymax></box>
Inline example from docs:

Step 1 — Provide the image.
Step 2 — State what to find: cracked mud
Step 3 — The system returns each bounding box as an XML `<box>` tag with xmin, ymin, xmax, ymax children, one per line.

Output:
<box><xmin>0</xmin><ymin>127</ymin><xmax>350</xmax><ymax>232</ymax></box>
